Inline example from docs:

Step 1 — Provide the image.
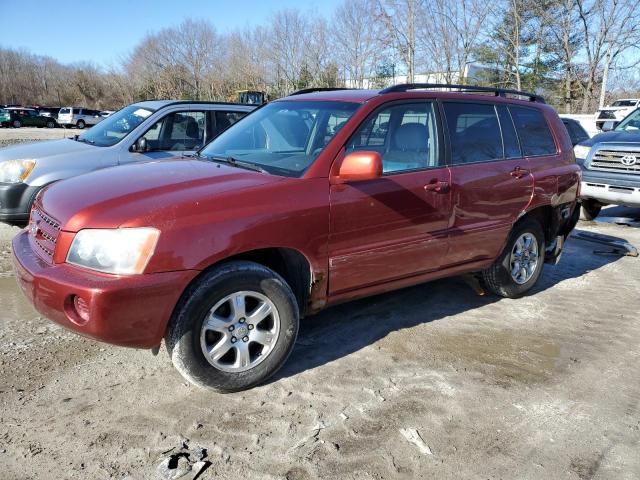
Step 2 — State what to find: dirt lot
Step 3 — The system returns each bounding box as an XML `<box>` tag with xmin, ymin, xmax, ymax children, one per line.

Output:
<box><xmin>0</xmin><ymin>130</ymin><xmax>639</xmax><ymax>479</ymax></box>
<box><xmin>0</xmin><ymin>126</ymin><xmax>82</xmax><ymax>148</ymax></box>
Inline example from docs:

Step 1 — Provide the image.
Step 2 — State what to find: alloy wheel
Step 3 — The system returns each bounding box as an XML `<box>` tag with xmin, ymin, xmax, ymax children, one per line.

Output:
<box><xmin>200</xmin><ymin>291</ymin><xmax>280</xmax><ymax>373</ymax></box>
<box><xmin>509</xmin><ymin>233</ymin><xmax>539</xmax><ymax>285</ymax></box>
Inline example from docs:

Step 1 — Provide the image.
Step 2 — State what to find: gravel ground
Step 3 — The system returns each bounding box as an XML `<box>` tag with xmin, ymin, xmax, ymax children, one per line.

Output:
<box><xmin>0</xmin><ymin>126</ymin><xmax>83</xmax><ymax>148</ymax></box>
<box><xmin>0</xmin><ymin>132</ymin><xmax>639</xmax><ymax>479</ymax></box>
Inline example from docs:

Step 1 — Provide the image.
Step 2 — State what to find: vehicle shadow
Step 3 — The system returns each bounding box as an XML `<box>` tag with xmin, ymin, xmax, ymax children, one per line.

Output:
<box><xmin>271</xmin><ymin>227</ymin><xmax>631</xmax><ymax>382</ymax></box>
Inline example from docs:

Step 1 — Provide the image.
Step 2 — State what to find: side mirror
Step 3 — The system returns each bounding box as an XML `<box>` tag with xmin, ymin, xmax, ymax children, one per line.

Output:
<box><xmin>334</xmin><ymin>151</ymin><xmax>383</xmax><ymax>183</ymax></box>
<box><xmin>602</xmin><ymin>121</ymin><xmax>615</xmax><ymax>132</ymax></box>
<box><xmin>132</xmin><ymin>137</ymin><xmax>147</xmax><ymax>153</ymax></box>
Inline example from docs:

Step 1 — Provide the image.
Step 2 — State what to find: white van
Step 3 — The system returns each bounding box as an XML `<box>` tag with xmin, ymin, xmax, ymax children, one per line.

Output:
<box><xmin>57</xmin><ymin>107</ymin><xmax>104</xmax><ymax>129</ymax></box>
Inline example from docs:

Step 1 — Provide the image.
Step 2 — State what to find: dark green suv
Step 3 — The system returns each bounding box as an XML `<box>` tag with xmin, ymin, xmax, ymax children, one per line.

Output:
<box><xmin>4</xmin><ymin>108</ymin><xmax>58</xmax><ymax>128</ymax></box>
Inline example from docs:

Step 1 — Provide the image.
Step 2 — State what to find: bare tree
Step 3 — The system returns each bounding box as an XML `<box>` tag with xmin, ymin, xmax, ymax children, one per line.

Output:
<box><xmin>332</xmin><ymin>0</ymin><xmax>382</xmax><ymax>87</ymax></box>
<box><xmin>376</xmin><ymin>0</ymin><xmax>423</xmax><ymax>82</ymax></box>
<box><xmin>576</xmin><ymin>0</ymin><xmax>640</xmax><ymax>112</ymax></box>
<box><xmin>420</xmin><ymin>0</ymin><xmax>491</xmax><ymax>83</ymax></box>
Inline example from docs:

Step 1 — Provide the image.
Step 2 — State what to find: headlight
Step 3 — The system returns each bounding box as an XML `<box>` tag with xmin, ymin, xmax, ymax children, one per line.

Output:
<box><xmin>66</xmin><ymin>228</ymin><xmax>160</xmax><ymax>275</ymax></box>
<box><xmin>0</xmin><ymin>159</ymin><xmax>36</xmax><ymax>183</ymax></box>
<box><xmin>573</xmin><ymin>145</ymin><xmax>591</xmax><ymax>160</ymax></box>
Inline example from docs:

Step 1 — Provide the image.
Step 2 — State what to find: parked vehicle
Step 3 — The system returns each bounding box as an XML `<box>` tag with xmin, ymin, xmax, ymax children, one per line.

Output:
<box><xmin>12</xmin><ymin>85</ymin><xmax>580</xmax><ymax>392</ymax></box>
<box><xmin>0</xmin><ymin>108</ymin><xmax>10</xmax><ymax>127</ymax></box>
<box><xmin>37</xmin><ymin>107</ymin><xmax>61</xmax><ymax>118</ymax></box>
<box><xmin>595</xmin><ymin>99</ymin><xmax>640</xmax><ymax>131</ymax></box>
<box><xmin>561</xmin><ymin>117</ymin><xmax>590</xmax><ymax>146</ymax></box>
<box><xmin>230</xmin><ymin>90</ymin><xmax>268</xmax><ymax>105</ymax></box>
<box><xmin>574</xmin><ymin>107</ymin><xmax>640</xmax><ymax>220</ymax></box>
<box><xmin>4</xmin><ymin>108</ymin><xmax>58</xmax><ymax>128</ymax></box>
<box><xmin>57</xmin><ymin>107</ymin><xmax>104</xmax><ymax>129</ymax></box>
<box><xmin>0</xmin><ymin>100</ymin><xmax>254</xmax><ymax>225</ymax></box>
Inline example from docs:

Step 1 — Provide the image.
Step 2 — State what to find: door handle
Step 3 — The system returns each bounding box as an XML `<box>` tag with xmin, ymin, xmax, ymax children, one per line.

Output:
<box><xmin>424</xmin><ymin>180</ymin><xmax>449</xmax><ymax>193</ymax></box>
<box><xmin>510</xmin><ymin>166</ymin><xmax>530</xmax><ymax>179</ymax></box>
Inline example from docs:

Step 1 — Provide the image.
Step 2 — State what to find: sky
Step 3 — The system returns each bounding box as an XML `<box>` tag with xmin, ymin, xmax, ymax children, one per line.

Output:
<box><xmin>0</xmin><ymin>0</ymin><xmax>341</xmax><ymax>67</ymax></box>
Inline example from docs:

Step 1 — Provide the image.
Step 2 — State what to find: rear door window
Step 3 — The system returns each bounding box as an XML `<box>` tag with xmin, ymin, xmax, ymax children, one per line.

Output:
<box><xmin>214</xmin><ymin>111</ymin><xmax>247</xmax><ymax>135</ymax></box>
<box><xmin>443</xmin><ymin>102</ymin><xmax>503</xmax><ymax>164</ymax></box>
<box><xmin>509</xmin><ymin>106</ymin><xmax>557</xmax><ymax>156</ymax></box>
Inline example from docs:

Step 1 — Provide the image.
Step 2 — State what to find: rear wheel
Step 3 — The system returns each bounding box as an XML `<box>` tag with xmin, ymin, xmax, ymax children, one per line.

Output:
<box><xmin>481</xmin><ymin>218</ymin><xmax>545</xmax><ymax>298</ymax></box>
<box><xmin>76</xmin><ymin>120</ymin><xmax>85</xmax><ymax>129</ymax></box>
<box><xmin>580</xmin><ymin>200</ymin><xmax>602</xmax><ymax>221</ymax></box>
<box><xmin>46</xmin><ymin>120</ymin><xmax>55</xmax><ymax>128</ymax></box>
<box><xmin>166</xmin><ymin>261</ymin><xmax>299</xmax><ymax>392</ymax></box>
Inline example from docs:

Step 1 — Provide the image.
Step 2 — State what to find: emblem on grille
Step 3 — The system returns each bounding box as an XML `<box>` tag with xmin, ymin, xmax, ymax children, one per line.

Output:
<box><xmin>621</xmin><ymin>155</ymin><xmax>638</xmax><ymax>166</ymax></box>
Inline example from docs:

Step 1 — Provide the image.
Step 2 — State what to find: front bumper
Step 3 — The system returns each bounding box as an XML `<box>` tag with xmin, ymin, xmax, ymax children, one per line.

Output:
<box><xmin>580</xmin><ymin>168</ymin><xmax>640</xmax><ymax>207</ymax></box>
<box><xmin>12</xmin><ymin>229</ymin><xmax>198</xmax><ymax>348</ymax></box>
<box><xmin>0</xmin><ymin>183</ymin><xmax>41</xmax><ymax>224</ymax></box>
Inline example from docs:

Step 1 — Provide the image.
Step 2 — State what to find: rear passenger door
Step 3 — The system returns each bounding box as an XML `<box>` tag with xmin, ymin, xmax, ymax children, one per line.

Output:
<box><xmin>443</xmin><ymin>102</ymin><xmax>534</xmax><ymax>266</ymax></box>
<box><xmin>328</xmin><ymin>101</ymin><xmax>451</xmax><ymax>294</ymax></box>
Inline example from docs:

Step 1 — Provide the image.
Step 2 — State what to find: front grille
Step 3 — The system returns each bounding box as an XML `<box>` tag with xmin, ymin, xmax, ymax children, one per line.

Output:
<box><xmin>589</xmin><ymin>149</ymin><xmax>640</xmax><ymax>175</ymax></box>
<box><xmin>29</xmin><ymin>204</ymin><xmax>61</xmax><ymax>262</ymax></box>
<box><xmin>598</xmin><ymin>110</ymin><xmax>616</xmax><ymax>119</ymax></box>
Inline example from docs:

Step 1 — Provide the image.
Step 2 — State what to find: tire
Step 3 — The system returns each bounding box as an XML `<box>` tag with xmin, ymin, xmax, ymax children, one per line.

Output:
<box><xmin>46</xmin><ymin>120</ymin><xmax>55</xmax><ymax>128</ymax></box>
<box><xmin>76</xmin><ymin>120</ymin><xmax>85</xmax><ymax>129</ymax></box>
<box><xmin>13</xmin><ymin>119</ymin><xmax>21</xmax><ymax>128</ymax></box>
<box><xmin>580</xmin><ymin>200</ymin><xmax>602</xmax><ymax>221</ymax></box>
<box><xmin>165</xmin><ymin>261</ymin><xmax>299</xmax><ymax>392</ymax></box>
<box><xmin>481</xmin><ymin>218</ymin><xmax>546</xmax><ymax>298</ymax></box>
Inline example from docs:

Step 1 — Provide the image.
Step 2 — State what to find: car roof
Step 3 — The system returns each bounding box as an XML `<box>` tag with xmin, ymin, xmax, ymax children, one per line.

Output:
<box><xmin>132</xmin><ymin>100</ymin><xmax>256</xmax><ymax>110</ymax></box>
<box><xmin>280</xmin><ymin>90</ymin><xmax>379</xmax><ymax>103</ymax></box>
<box><xmin>280</xmin><ymin>86</ymin><xmax>547</xmax><ymax>106</ymax></box>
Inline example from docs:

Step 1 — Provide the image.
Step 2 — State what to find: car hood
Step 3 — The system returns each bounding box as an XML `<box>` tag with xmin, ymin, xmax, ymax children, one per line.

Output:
<box><xmin>0</xmin><ymin>138</ymin><xmax>94</xmax><ymax>162</ymax></box>
<box><xmin>40</xmin><ymin>159</ymin><xmax>284</xmax><ymax>231</ymax></box>
<box><xmin>580</xmin><ymin>130</ymin><xmax>640</xmax><ymax>147</ymax></box>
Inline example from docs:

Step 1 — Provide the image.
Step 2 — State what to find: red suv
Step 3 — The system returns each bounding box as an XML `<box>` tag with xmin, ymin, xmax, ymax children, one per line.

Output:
<box><xmin>12</xmin><ymin>85</ymin><xmax>581</xmax><ymax>392</ymax></box>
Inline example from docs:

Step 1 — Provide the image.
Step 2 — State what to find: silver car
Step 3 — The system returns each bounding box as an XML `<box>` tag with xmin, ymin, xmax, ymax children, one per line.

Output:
<box><xmin>0</xmin><ymin>100</ymin><xmax>255</xmax><ymax>225</ymax></box>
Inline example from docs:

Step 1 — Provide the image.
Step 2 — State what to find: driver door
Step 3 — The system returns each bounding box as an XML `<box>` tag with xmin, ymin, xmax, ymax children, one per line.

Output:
<box><xmin>328</xmin><ymin>101</ymin><xmax>452</xmax><ymax>295</ymax></box>
<box><xmin>120</xmin><ymin>110</ymin><xmax>207</xmax><ymax>164</ymax></box>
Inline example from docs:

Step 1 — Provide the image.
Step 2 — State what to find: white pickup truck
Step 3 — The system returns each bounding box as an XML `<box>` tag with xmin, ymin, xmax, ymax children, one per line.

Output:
<box><xmin>595</xmin><ymin>99</ymin><xmax>640</xmax><ymax>131</ymax></box>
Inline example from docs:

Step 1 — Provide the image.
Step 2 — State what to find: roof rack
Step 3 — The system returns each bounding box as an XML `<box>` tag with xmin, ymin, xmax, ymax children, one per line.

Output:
<box><xmin>380</xmin><ymin>83</ymin><xmax>545</xmax><ymax>103</ymax></box>
<box><xmin>289</xmin><ymin>87</ymin><xmax>353</xmax><ymax>96</ymax></box>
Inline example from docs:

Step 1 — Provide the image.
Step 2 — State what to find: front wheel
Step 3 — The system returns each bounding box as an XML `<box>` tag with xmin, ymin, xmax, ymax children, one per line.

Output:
<box><xmin>166</xmin><ymin>261</ymin><xmax>299</xmax><ymax>392</ymax></box>
<box><xmin>12</xmin><ymin>119</ymin><xmax>21</xmax><ymax>128</ymax></box>
<box><xmin>76</xmin><ymin>120</ymin><xmax>85</xmax><ymax>129</ymax></box>
<box><xmin>580</xmin><ymin>200</ymin><xmax>602</xmax><ymax>221</ymax></box>
<box><xmin>481</xmin><ymin>219</ymin><xmax>545</xmax><ymax>298</ymax></box>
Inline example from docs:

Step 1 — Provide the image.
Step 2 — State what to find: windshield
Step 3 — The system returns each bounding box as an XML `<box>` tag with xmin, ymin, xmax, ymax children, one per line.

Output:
<box><xmin>612</xmin><ymin>100</ymin><xmax>637</xmax><ymax>107</ymax></box>
<box><xmin>77</xmin><ymin>105</ymin><xmax>155</xmax><ymax>147</ymax></box>
<box><xmin>614</xmin><ymin>109</ymin><xmax>640</xmax><ymax>131</ymax></box>
<box><xmin>200</xmin><ymin>101</ymin><xmax>360</xmax><ymax>177</ymax></box>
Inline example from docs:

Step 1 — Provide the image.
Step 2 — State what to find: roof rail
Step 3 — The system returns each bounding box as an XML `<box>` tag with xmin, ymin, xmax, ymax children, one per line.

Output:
<box><xmin>380</xmin><ymin>83</ymin><xmax>545</xmax><ymax>103</ymax></box>
<box><xmin>289</xmin><ymin>87</ymin><xmax>353</xmax><ymax>96</ymax></box>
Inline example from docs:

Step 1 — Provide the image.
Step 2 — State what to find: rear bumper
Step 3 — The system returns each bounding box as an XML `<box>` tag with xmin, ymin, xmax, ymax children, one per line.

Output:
<box><xmin>12</xmin><ymin>229</ymin><xmax>198</xmax><ymax>348</ymax></box>
<box><xmin>0</xmin><ymin>183</ymin><xmax>41</xmax><ymax>224</ymax></box>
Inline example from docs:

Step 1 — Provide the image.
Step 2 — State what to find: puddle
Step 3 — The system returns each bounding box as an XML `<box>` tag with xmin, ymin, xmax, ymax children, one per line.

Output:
<box><xmin>429</xmin><ymin>330</ymin><xmax>562</xmax><ymax>386</ymax></box>
<box><xmin>595</xmin><ymin>216</ymin><xmax>640</xmax><ymax>228</ymax></box>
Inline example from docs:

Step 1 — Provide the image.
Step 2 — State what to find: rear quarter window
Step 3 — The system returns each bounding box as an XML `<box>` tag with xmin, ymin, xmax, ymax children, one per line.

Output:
<box><xmin>509</xmin><ymin>106</ymin><xmax>557</xmax><ymax>156</ymax></box>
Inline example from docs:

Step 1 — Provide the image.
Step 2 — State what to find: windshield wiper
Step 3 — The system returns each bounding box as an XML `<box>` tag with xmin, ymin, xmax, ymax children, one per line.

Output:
<box><xmin>73</xmin><ymin>135</ymin><xmax>94</xmax><ymax>145</ymax></box>
<box><xmin>201</xmin><ymin>154</ymin><xmax>268</xmax><ymax>174</ymax></box>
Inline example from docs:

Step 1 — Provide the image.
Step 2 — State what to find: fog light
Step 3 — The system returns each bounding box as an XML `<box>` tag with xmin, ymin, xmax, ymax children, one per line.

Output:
<box><xmin>73</xmin><ymin>295</ymin><xmax>90</xmax><ymax>323</ymax></box>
